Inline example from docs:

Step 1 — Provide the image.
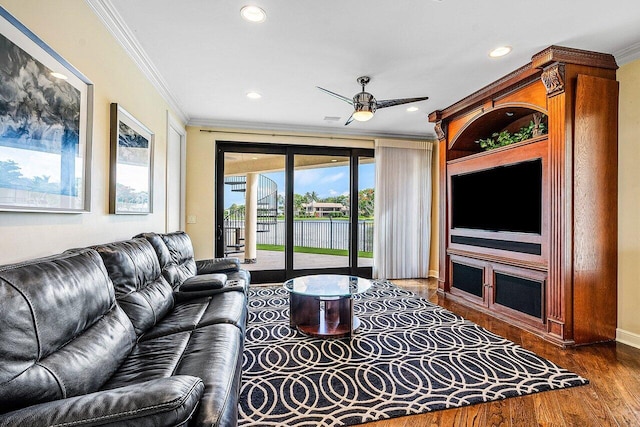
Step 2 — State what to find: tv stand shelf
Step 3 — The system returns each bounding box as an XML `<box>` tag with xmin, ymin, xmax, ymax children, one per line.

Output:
<box><xmin>446</xmin><ymin>248</ymin><xmax>548</xmax><ymax>272</ymax></box>
<box><xmin>429</xmin><ymin>45</ymin><xmax>618</xmax><ymax>347</ymax></box>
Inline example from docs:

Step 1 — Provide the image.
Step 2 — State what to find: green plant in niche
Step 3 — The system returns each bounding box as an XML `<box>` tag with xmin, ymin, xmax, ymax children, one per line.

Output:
<box><xmin>475</xmin><ymin>114</ymin><xmax>547</xmax><ymax>151</ymax></box>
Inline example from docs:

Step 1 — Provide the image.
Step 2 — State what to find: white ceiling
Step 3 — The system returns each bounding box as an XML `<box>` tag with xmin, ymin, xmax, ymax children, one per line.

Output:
<box><xmin>90</xmin><ymin>0</ymin><xmax>640</xmax><ymax>139</ymax></box>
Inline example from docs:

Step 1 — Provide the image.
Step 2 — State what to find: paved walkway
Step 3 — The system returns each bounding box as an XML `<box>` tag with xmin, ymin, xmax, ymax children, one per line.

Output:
<box><xmin>232</xmin><ymin>250</ymin><xmax>372</xmax><ymax>271</ymax></box>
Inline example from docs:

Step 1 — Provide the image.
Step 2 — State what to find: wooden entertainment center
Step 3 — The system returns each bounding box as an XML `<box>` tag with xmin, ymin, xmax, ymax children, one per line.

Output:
<box><xmin>429</xmin><ymin>46</ymin><xmax>619</xmax><ymax>347</ymax></box>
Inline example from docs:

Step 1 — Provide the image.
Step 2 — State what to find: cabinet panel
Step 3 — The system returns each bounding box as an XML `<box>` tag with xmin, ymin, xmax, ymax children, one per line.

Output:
<box><xmin>494</xmin><ymin>273</ymin><xmax>543</xmax><ymax>318</ymax></box>
<box><xmin>572</xmin><ymin>74</ymin><xmax>618</xmax><ymax>343</ymax></box>
<box><xmin>450</xmin><ymin>255</ymin><xmax>546</xmax><ymax>329</ymax></box>
<box><xmin>490</xmin><ymin>263</ymin><xmax>546</xmax><ymax>329</ymax></box>
<box><xmin>450</xmin><ymin>256</ymin><xmax>486</xmax><ymax>305</ymax></box>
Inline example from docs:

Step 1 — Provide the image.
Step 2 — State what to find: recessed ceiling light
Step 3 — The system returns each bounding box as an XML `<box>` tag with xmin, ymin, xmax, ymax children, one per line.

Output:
<box><xmin>50</xmin><ymin>72</ymin><xmax>68</xmax><ymax>80</ymax></box>
<box><xmin>489</xmin><ymin>46</ymin><xmax>512</xmax><ymax>58</ymax></box>
<box><xmin>406</xmin><ymin>106</ymin><xmax>419</xmax><ymax>112</ymax></box>
<box><xmin>251</xmin><ymin>157</ymin><xmax>259</xmax><ymax>160</ymax></box>
<box><xmin>331</xmin><ymin>159</ymin><xmax>338</xmax><ymax>162</ymax></box>
<box><xmin>240</xmin><ymin>5</ymin><xmax>266</xmax><ymax>23</ymax></box>
<box><xmin>246</xmin><ymin>91</ymin><xmax>262</xmax><ymax>99</ymax></box>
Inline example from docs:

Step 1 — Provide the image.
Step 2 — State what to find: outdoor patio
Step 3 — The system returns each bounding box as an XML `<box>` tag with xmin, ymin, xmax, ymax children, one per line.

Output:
<box><xmin>231</xmin><ymin>249</ymin><xmax>373</xmax><ymax>271</ymax></box>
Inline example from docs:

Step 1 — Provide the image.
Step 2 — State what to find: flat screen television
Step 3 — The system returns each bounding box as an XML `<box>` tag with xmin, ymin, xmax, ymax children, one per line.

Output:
<box><xmin>451</xmin><ymin>159</ymin><xmax>542</xmax><ymax>234</ymax></box>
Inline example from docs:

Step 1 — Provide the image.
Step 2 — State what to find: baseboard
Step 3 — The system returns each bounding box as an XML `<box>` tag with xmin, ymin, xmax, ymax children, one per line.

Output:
<box><xmin>616</xmin><ymin>328</ymin><xmax>640</xmax><ymax>349</ymax></box>
<box><xmin>428</xmin><ymin>269</ymin><xmax>439</xmax><ymax>279</ymax></box>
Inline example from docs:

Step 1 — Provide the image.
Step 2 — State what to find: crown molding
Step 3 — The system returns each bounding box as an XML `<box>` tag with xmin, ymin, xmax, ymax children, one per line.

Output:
<box><xmin>615</xmin><ymin>41</ymin><xmax>640</xmax><ymax>66</ymax></box>
<box><xmin>187</xmin><ymin>117</ymin><xmax>437</xmax><ymax>141</ymax></box>
<box><xmin>85</xmin><ymin>0</ymin><xmax>189</xmax><ymax>123</ymax></box>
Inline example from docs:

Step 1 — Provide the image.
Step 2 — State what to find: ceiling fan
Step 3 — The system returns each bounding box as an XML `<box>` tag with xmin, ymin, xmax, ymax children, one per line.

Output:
<box><xmin>317</xmin><ymin>76</ymin><xmax>428</xmax><ymax>126</ymax></box>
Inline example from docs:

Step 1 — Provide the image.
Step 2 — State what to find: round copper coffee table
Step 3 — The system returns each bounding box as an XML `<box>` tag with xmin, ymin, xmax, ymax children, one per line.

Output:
<box><xmin>283</xmin><ymin>274</ymin><xmax>372</xmax><ymax>338</ymax></box>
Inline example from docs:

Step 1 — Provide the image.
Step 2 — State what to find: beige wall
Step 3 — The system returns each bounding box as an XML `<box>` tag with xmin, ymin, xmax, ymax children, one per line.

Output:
<box><xmin>184</xmin><ymin>127</ymin><xmax>216</xmax><ymax>259</ymax></box>
<box><xmin>618</xmin><ymin>58</ymin><xmax>640</xmax><ymax>345</ymax></box>
<box><xmin>0</xmin><ymin>0</ymin><xmax>180</xmax><ymax>263</ymax></box>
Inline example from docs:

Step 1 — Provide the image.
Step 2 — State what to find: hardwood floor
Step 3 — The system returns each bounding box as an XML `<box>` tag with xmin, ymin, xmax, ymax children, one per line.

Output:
<box><xmin>360</xmin><ymin>278</ymin><xmax>640</xmax><ymax>427</ymax></box>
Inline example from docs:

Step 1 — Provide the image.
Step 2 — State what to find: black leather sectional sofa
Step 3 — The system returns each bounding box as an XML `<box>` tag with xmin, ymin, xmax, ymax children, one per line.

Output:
<box><xmin>0</xmin><ymin>231</ymin><xmax>250</xmax><ymax>427</ymax></box>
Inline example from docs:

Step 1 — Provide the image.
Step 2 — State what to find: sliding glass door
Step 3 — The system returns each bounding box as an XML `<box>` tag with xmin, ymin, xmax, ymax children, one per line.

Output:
<box><xmin>293</xmin><ymin>153</ymin><xmax>350</xmax><ymax>270</ymax></box>
<box><xmin>358</xmin><ymin>156</ymin><xmax>375</xmax><ymax>269</ymax></box>
<box><xmin>221</xmin><ymin>151</ymin><xmax>286</xmax><ymax>271</ymax></box>
<box><xmin>215</xmin><ymin>142</ymin><xmax>373</xmax><ymax>283</ymax></box>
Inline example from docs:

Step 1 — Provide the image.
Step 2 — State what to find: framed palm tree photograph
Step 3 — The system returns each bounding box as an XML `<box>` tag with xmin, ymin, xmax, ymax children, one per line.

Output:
<box><xmin>109</xmin><ymin>103</ymin><xmax>153</xmax><ymax>214</ymax></box>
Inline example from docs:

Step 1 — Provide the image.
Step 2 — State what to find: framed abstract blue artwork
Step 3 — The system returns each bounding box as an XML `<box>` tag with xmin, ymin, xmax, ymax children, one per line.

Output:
<box><xmin>0</xmin><ymin>6</ymin><xmax>93</xmax><ymax>212</ymax></box>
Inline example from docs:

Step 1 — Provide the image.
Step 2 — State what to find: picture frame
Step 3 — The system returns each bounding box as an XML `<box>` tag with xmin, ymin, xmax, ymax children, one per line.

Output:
<box><xmin>0</xmin><ymin>7</ymin><xmax>93</xmax><ymax>212</ymax></box>
<box><xmin>109</xmin><ymin>103</ymin><xmax>154</xmax><ymax>214</ymax></box>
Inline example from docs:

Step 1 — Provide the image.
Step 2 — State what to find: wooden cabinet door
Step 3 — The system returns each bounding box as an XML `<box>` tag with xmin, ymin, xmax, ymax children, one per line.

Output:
<box><xmin>488</xmin><ymin>263</ymin><xmax>546</xmax><ymax>329</ymax></box>
<box><xmin>449</xmin><ymin>255</ymin><xmax>489</xmax><ymax>307</ymax></box>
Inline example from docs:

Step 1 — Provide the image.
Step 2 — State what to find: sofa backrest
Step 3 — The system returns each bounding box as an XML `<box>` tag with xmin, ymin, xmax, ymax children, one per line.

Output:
<box><xmin>137</xmin><ymin>231</ymin><xmax>197</xmax><ymax>289</ymax></box>
<box><xmin>92</xmin><ymin>238</ymin><xmax>174</xmax><ymax>336</ymax></box>
<box><xmin>0</xmin><ymin>249</ymin><xmax>137</xmax><ymax>413</ymax></box>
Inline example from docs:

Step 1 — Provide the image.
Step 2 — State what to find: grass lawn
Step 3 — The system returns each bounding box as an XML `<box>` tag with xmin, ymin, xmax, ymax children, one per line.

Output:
<box><xmin>256</xmin><ymin>244</ymin><xmax>373</xmax><ymax>258</ymax></box>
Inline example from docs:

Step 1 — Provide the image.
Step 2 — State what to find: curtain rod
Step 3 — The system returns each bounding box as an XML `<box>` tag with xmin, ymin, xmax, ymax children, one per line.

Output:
<box><xmin>198</xmin><ymin>129</ymin><xmax>372</xmax><ymax>140</ymax></box>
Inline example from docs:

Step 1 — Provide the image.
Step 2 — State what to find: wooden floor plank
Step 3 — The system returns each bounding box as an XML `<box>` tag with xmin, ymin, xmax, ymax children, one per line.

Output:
<box><xmin>484</xmin><ymin>399</ymin><xmax>509</xmax><ymax>426</ymax></box>
<box><xmin>531</xmin><ymin>390</ymin><xmax>568</xmax><ymax>427</ymax></box>
<box><xmin>508</xmin><ymin>396</ymin><xmax>538</xmax><ymax>427</ymax></box>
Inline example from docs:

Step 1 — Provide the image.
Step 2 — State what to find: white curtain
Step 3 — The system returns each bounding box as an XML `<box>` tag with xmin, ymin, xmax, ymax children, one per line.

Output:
<box><xmin>373</xmin><ymin>140</ymin><xmax>433</xmax><ymax>279</ymax></box>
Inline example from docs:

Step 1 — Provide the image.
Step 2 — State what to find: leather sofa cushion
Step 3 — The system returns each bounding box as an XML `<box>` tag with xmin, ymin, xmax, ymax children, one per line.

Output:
<box><xmin>140</xmin><ymin>291</ymin><xmax>247</xmax><ymax>341</ymax></box>
<box><xmin>0</xmin><ymin>249</ymin><xmax>137</xmax><ymax>411</ymax></box>
<box><xmin>181</xmin><ymin>273</ymin><xmax>227</xmax><ymax>291</ymax></box>
<box><xmin>0</xmin><ymin>376</ymin><xmax>204</xmax><ymax>427</ymax></box>
<box><xmin>135</xmin><ymin>231</ymin><xmax>197</xmax><ymax>289</ymax></box>
<box><xmin>161</xmin><ymin>231</ymin><xmax>198</xmax><ymax>287</ymax></box>
<box><xmin>105</xmin><ymin>323</ymin><xmax>244</xmax><ymax>427</ymax></box>
<box><xmin>102</xmin><ymin>332</ymin><xmax>193</xmax><ymax>387</ymax></box>
<box><xmin>137</xmin><ymin>232</ymin><xmax>251</xmax><ymax>293</ymax></box>
<box><xmin>175</xmin><ymin>324</ymin><xmax>244</xmax><ymax>427</ymax></box>
<box><xmin>93</xmin><ymin>239</ymin><xmax>174</xmax><ymax>336</ymax></box>
<box><xmin>196</xmin><ymin>258</ymin><xmax>240</xmax><ymax>274</ymax></box>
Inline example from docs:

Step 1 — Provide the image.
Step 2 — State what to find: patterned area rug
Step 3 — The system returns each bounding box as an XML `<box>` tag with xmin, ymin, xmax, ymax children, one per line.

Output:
<box><xmin>239</xmin><ymin>281</ymin><xmax>587</xmax><ymax>426</ymax></box>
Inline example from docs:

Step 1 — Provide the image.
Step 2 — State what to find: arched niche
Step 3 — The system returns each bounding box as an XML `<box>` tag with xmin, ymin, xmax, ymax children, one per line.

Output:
<box><xmin>449</xmin><ymin>104</ymin><xmax>548</xmax><ymax>158</ymax></box>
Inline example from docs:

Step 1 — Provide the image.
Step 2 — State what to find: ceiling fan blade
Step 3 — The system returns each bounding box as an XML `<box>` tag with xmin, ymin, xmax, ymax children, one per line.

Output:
<box><xmin>376</xmin><ymin>96</ymin><xmax>429</xmax><ymax>109</ymax></box>
<box><xmin>344</xmin><ymin>114</ymin><xmax>355</xmax><ymax>126</ymax></box>
<box><xmin>317</xmin><ymin>86</ymin><xmax>353</xmax><ymax>105</ymax></box>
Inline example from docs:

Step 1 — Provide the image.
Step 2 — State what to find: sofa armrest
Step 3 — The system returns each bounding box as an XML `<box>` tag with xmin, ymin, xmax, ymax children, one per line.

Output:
<box><xmin>196</xmin><ymin>258</ymin><xmax>240</xmax><ymax>274</ymax></box>
<box><xmin>0</xmin><ymin>376</ymin><xmax>204</xmax><ymax>427</ymax></box>
<box><xmin>173</xmin><ymin>284</ymin><xmax>246</xmax><ymax>302</ymax></box>
<box><xmin>181</xmin><ymin>273</ymin><xmax>227</xmax><ymax>291</ymax></box>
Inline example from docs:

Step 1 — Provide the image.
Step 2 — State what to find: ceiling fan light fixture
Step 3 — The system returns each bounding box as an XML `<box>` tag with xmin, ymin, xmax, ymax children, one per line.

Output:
<box><xmin>353</xmin><ymin>110</ymin><xmax>374</xmax><ymax>122</ymax></box>
<box><xmin>317</xmin><ymin>75</ymin><xmax>428</xmax><ymax>126</ymax></box>
<box><xmin>489</xmin><ymin>45</ymin><xmax>512</xmax><ymax>58</ymax></box>
<box><xmin>240</xmin><ymin>5</ymin><xmax>266</xmax><ymax>23</ymax></box>
<box><xmin>406</xmin><ymin>106</ymin><xmax>419</xmax><ymax>112</ymax></box>
<box><xmin>352</xmin><ymin>89</ymin><xmax>376</xmax><ymax>122</ymax></box>
<box><xmin>246</xmin><ymin>91</ymin><xmax>262</xmax><ymax>99</ymax></box>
